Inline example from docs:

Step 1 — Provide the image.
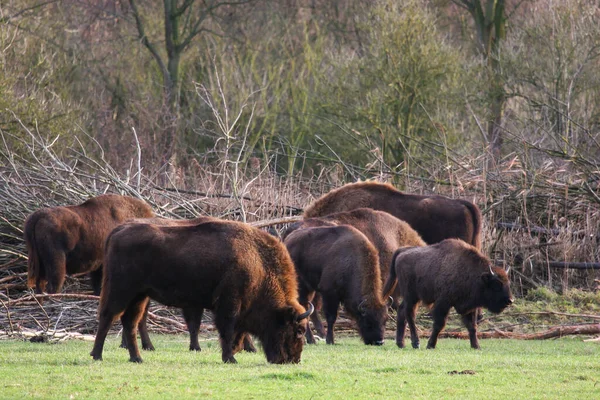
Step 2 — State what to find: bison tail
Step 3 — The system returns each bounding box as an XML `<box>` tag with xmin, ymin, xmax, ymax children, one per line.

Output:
<box><xmin>461</xmin><ymin>199</ymin><xmax>482</xmax><ymax>250</ymax></box>
<box><xmin>24</xmin><ymin>214</ymin><xmax>43</xmax><ymax>290</ymax></box>
<box><xmin>382</xmin><ymin>248</ymin><xmax>401</xmax><ymax>299</ymax></box>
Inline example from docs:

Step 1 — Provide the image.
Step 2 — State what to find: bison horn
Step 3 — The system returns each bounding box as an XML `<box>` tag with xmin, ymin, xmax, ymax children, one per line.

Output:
<box><xmin>505</xmin><ymin>265</ymin><xmax>512</xmax><ymax>275</ymax></box>
<box><xmin>489</xmin><ymin>265</ymin><xmax>496</xmax><ymax>276</ymax></box>
<box><xmin>297</xmin><ymin>302</ymin><xmax>314</xmax><ymax>321</ymax></box>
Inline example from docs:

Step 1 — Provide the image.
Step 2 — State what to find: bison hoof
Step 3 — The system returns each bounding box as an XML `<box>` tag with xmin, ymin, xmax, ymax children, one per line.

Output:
<box><xmin>426</xmin><ymin>344</ymin><xmax>436</xmax><ymax>349</ymax></box>
<box><xmin>223</xmin><ymin>357</ymin><xmax>238</xmax><ymax>364</ymax></box>
<box><xmin>143</xmin><ymin>345</ymin><xmax>155</xmax><ymax>351</ymax></box>
<box><xmin>396</xmin><ymin>342</ymin><xmax>405</xmax><ymax>349</ymax></box>
<box><xmin>189</xmin><ymin>346</ymin><xmax>201</xmax><ymax>352</ymax></box>
<box><xmin>90</xmin><ymin>353</ymin><xmax>102</xmax><ymax>361</ymax></box>
<box><xmin>129</xmin><ymin>356</ymin><xmax>143</xmax><ymax>363</ymax></box>
<box><xmin>412</xmin><ymin>342</ymin><xmax>420</xmax><ymax>349</ymax></box>
<box><xmin>244</xmin><ymin>346</ymin><xmax>257</xmax><ymax>353</ymax></box>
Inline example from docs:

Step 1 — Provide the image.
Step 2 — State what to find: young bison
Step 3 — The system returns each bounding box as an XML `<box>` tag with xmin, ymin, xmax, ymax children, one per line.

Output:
<box><xmin>284</xmin><ymin>225</ymin><xmax>389</xmax><ymax>345</ymax></box>
<box><xmin>283</xmin><ymin>208</ymin><xmax>426</xmax><ymax>337</ymax></box>
<box><xmin>382</xmin><ymin>239</ymin><xmax>513</xmax><ymax>350</ymax></box>
<box><xmin>303</xmin><ymin>181</ymin><xmax>482</xmax><ymax>249</ymax></box>
<box><xmin>91</xmin><ymin>218</ymin><xmax>313</xmax><ymax>364</ymax></box>
<box><xmin>24</xmin><ymin>194</ymin><xmax>155</xmax><ymax>295</ymax></box>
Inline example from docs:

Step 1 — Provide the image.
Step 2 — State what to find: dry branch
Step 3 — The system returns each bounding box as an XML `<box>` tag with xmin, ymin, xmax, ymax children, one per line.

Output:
<box><xmin>437</xmin><ymin>324</ymin><xmax>600</xmax><ymax>340</ymax></box>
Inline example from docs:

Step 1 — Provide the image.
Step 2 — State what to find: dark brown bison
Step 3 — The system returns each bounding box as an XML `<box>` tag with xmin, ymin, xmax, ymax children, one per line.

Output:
<box><xmin>122</xmin><ymin>216</ymin><xmax>256</xmax><ymax>354</ymax></box>
<box><xmin>284</xmin><ymin>225</ymin><xmax>389</xmax><ymax>345</ymax></box>
<box><xmin>24</xmin><ymin>194</ymin><xmax>155</xmax><ymax>295</ymax></box>
<box><xmin>303</xmin><ymin>181</ymin><xmax>482</xmax><ymax>249</ymax></box>
<box><xmin>283</xmin><ymin>208</ymin><xmax>426</xmax><ymax>338</ymax></box>
<box><xmin>90</xmin><ymin>218</ymin><xmax>313</xmax><ymax>364</ymax></box>
<box><xmin>382</xmin><ymin>239</ymin><xmax>513</xmax><ymax>350</ymax></box>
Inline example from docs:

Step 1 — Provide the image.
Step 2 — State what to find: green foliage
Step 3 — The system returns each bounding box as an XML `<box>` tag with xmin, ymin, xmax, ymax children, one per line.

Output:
<box><xmin>315</xmin><ymin>0</ymin><xmax>470</xmax><ymax>172</ymax></box>
<box><xmin>0</xmin><ymin>335</ymin><xmax>598</xmax><ymax>399</ymax></box>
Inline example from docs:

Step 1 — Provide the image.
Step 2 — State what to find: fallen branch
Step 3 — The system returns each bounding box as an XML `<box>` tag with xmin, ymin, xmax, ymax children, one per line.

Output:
<box><xmin>2</xmin><ymin>293</ymin><xmax>99</xmax><ymax>307</ymax></box>
<box><xmin>250</xmin><ymin>216</ymin><xmax>303</xmax><ymax>228</ymax></box>
<box><xmin>437</xmin><ymin>323</ymin><xmax>600</xmax><ymax>340</ymax></box>
<box><xmin>487</xmin><ymin>311</ymin><xmax>600</xmax><ymax>321</ymax></box>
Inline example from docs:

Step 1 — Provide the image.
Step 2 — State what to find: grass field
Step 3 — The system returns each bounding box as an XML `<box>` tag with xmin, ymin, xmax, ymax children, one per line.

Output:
<box><xmin>1</xmin><ymin>333</ymin><xmax>598</xmax><ymax>399</ymax></box>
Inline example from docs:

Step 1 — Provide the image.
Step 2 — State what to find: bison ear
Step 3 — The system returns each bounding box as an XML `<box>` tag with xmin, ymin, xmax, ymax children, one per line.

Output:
<box><xmin>481</xmin><ymin>272</ymin><xmax>494</xmax><ymax>286</ymax></box>
<box><xmin>481</xmin><ymin>273</ymin><xmax>502</xmax><ymax>290</ymax></box>
<box><xmin>276</xmin><ymin>307</ymin><xmax>295</xmax><ymax>326</ymax></box>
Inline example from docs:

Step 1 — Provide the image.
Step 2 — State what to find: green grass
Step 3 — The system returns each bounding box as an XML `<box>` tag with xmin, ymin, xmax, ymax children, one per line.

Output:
<box><xmin>1</xmin><ymin>334</ymin><xmax>599</xmax><ymax>399</ymax></box>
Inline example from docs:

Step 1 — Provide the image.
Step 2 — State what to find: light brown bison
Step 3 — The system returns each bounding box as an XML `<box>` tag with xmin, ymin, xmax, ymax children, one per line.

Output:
<box><xmin>382</xmin><ymin>239</ymin><xmax>513</xmax><ymax>350</ymax></box>
<box><xmin>284</xmin><ymin>225</ymin><xmax>389</xmax><ymax>345</ymax></box>
<box><xmin>283</xmin><ymin>208</ymin><xmax>426</xmax><ymax>337</ymax></box>
<box><xmin>122</xmin><ymin>216</ymin><xmax>256</xmax><ymax>354</ymax></box>
<box><xmin>303</xmin><ymin>181</ymin><xmax>482</xmax><ymax>249</ymax></box>
<box><xmin>90</xmin><ymin>218</ymin><xmax>313</xmax><ymax>364</ymax></box>
<box><xmin>24</xmin><ymin>194</ymin><xmax>155</xmax><ymax>295</ymax></box>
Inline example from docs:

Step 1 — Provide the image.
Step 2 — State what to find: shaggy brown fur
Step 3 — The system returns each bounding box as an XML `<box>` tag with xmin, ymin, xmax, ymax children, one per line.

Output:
<box><xmin>283</xmin><ymin>208</ymin><xmax>425</xmax><ymax>336</ymax></box>
<box><xmin>382</xmin><ymin>239</ymin><xmax>513</xmax><ymax>350</ymax></box>
<box><xmin>24</xmin><ymin>194</ymin><xmax>155</xmax><ymax>295</ymax></box>
<box><xmin>284</xmin><ymin>225</ymin><xmax>388</xmax><ymax>345</ymax></box>
<box><xmin>91</xmin><ymin>218</ymin><xmax>312</xmax><ymax>364</ymax></box>
<box><xmin>304</xmin><ymin>181</ymin><xmax>482</xmax><ymax>249</ymax></box>
<box><xmin>121</xmin><ymin>216</ymin><xmax>257</xmax><ymax>354</ymax></box>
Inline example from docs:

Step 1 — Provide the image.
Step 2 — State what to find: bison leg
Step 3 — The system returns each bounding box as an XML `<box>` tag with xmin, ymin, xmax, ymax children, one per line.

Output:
<box><xmin>404</xmin><ymin>299</ymin><xmax>420</xmax><ymax>349</ymax></box>
<box><xmin>120</xmin><ymin>303</ymin><xmax>155</xmax><ymax>351</ymax></box>
<box><xmin>89</xmin><ymin>268</ymin><xmax>103</xmax><ymax>296</ymax></box>
<box><xmin>138</xmin><ymin>302</ymin><xmax>155</xmax><ymax>351</ymax></box>
<box><xmin>299</xmin><ymin>288</ymin><xmax>318</xmax><ymax>344</ymax></box>
<box><xmin>182</xmin><ymin>307</ymin><xmax>204</xmax><ymax>351</ymax></box>
<box><xmin>310</xmin><ymin>293</ymin><xmax>326</xmax><ymax>338</ymax></box>
<box><xmin>460</xmin><ymin>311</ymin><xmax>480</xmax><ymax>349</ymax></box>
<box><xmin>90</xmin><ymin>308</ymin><xmax>117</xmax><ymax>361</ymax></box>
<box><xmin>214</xmin><ymin>300</ymin><xmax>241</xmax><ymax>363</ymax></box>
<box><xmin>242</xmin><ymin>334</ymin><xmax>257</xmax><ymax>353</ymax></box>
<box><xmin>121</xmin><ymin>295</ymin><xmax>149</xmax><ymax>363</ymax></box>
<box><xmin>322</xmin><ymin>294</ymin><xmax>339</xmax><ymax>345</ymax></box>
<box><xmin>39</xmin><ymin>247</ymin><xmax>66</xmax><ymax>294</ymax></box>
<box><xmin>426</xmin><ymin>303</ymin><xmax>451</xmax><ymax>350</ymax></box>
<box><xmin>395</xmin><ymin>301</ymin><xmax>408</xmax><ymax>348</ymax></box>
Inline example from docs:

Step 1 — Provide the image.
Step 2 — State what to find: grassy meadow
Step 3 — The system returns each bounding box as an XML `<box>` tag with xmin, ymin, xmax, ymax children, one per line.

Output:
<box><xmin>0</xmin><ymin>334</ymin><xmax>598</xmax><ymax>399</ymax></box>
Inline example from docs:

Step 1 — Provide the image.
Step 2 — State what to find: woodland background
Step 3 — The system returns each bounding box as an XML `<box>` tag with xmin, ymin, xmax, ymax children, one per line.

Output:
<box><xmin>1</xmin><ymin>0</ymin><xmax>600</xmax><ymax>302</ymax></box>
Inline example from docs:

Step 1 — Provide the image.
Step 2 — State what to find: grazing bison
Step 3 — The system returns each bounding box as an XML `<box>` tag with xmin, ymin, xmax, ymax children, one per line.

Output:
<box><xmin>91</xmin><ymin>218</ymin><xmax>313</xmax><ymax>364</ymax></box>
<box><xmin>303</xmin><ymin>181</ymin><xmax>482</xmax><ymax>249</ymax></box>
<box><xmin>122</xmin><ymin>216</ymin><xmax>257</xmax><ymax>354</ymax></box>
<box><xmin>284</xmin><ymin>225</ymin><xmax>389</xmax><ymax>345</ymax></box>
<box><xmin>382</xmin><ymin>239</ymin><xmax>513</xmax><ymax>350</ymax></box>
<box><xmin>24</xmin><ymin>194</ymin><xmax>155</xmax><ymax>295</ymax></box>
<box><xmin>284</xmin><ymin>208</ymin><xmax>426</xmax><ymax>333</ymax></box>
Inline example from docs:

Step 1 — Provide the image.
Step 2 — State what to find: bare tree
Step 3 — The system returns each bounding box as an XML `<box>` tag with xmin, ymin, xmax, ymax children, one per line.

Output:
<box><xmin>451</xmin><ymin>0</ymin><xmax>524</xmax><ymax>164</ymax></box>
<box><xmin>126</xmin><ymin>0</ymin><xmax>253</xmax><ymax>163</ymax></box>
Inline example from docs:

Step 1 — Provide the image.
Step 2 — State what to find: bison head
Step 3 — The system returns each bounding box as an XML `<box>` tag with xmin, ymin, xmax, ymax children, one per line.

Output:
<box><xmin>357</xmin><ymin>299</ymin><xmax>389</xmax><ymax>346</ymax></box>
<box><xmin>481</xmin><ymin>268</ymin><xmax>513</xmax><ymax>314</ymax></box>
<box><xmin>263</xmin><ymin>302</ymin><xmax>313</xmax><ymax>364</ymax></box>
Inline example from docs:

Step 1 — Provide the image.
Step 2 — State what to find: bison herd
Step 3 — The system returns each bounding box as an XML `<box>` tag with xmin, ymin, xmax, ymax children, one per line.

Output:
<box><xmin>24</xmin><ymin>181</ymin><xmax>513</xmax><ymax>364</ymax></box>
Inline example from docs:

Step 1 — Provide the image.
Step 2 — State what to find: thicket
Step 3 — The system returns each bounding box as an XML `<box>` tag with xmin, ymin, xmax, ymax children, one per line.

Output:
<box><xmin>1</xmin><ymin>0</ymin><xmax>599</xmax><ymax>296</ymax></box>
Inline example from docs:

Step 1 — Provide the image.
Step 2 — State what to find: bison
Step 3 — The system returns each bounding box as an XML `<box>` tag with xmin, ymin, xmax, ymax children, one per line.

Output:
<box><xmin>303</xmin><ymin>181</ymin><xmax>482</xmax><ymax>249</ymax></box>
<box><xmin>284</xmin><ymin>225</ymin><xmax>389</xmax><ymax>345</ymax></box>
<box><xmin>122</xmin><ymin>216</ymin><xmax>257</xmax><ymax>353</ymax></box>
<box><xmin>90</xmin><ymin>218</ymin><xmax>313</xmax><ymax>364</ymax></box>
<box><xmin>24</xmin><ymin>194</ymin><xmax>155</xmax><ymax>295</ymax></box>
<box><xmin>283</xmin><ymin>208</ymin><xmax>426</xmax><ymax>338</ymax></box>
<box><xmin>382</xmin><ymin>239</ymin><xmax>513</xmax><ymax>350</ymax></box>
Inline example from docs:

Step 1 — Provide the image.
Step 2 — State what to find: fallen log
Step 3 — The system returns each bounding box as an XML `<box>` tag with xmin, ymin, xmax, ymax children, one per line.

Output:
<box><xmin>437</xmin><ymin>324</ymin><xmax>600</xmax><ymax>340</ymax></box>
<box><xmin>546</xmin><ymin>262</ymin><xmax>600</xmax><ymax>270</ymax></box>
